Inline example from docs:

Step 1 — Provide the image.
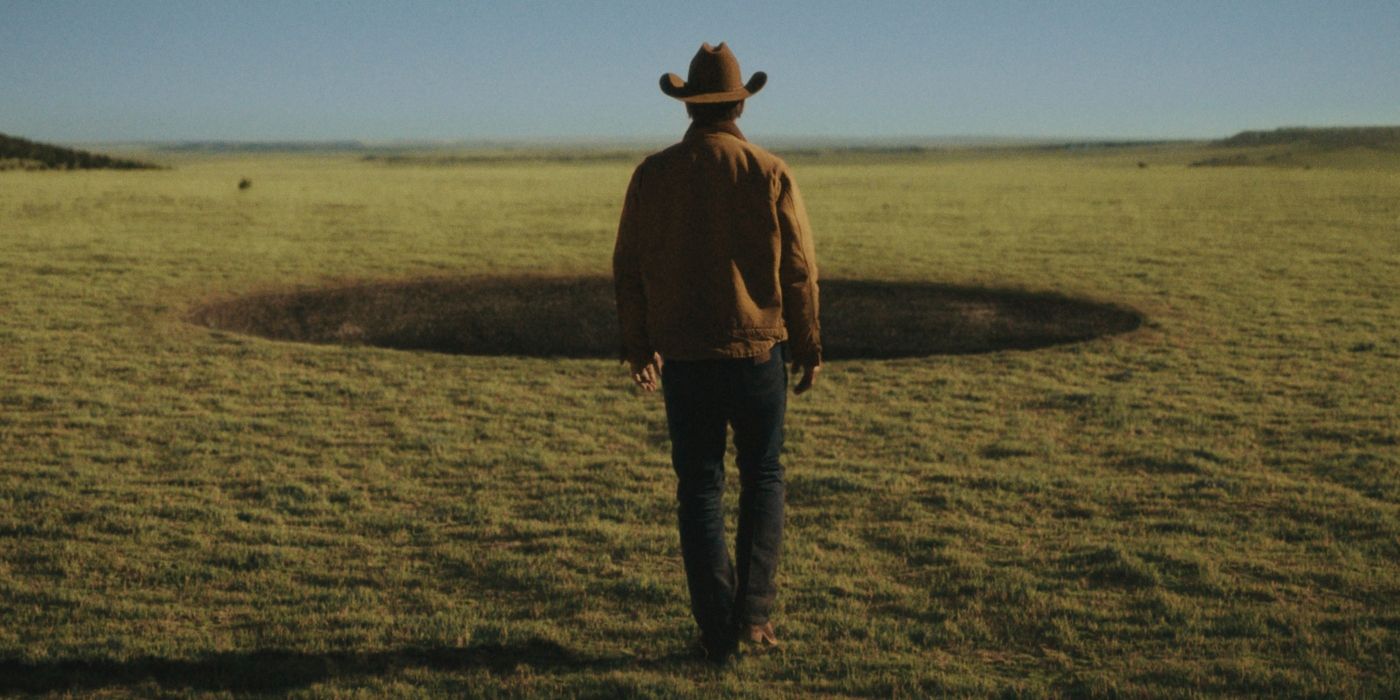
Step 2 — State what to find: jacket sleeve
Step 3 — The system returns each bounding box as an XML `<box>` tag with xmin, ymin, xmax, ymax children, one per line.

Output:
<box><xmin>775</xmin><ymin>169</ymin><xmax>822</xmax><ymax>366</ymax></box>
<box><xmin>612</xmin><ymin>166</ymin><xmax>651</xmax><ymax>366</ymax></box>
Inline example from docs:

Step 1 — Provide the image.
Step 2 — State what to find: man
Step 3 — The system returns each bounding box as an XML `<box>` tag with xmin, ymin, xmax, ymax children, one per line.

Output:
<box><xmin>612</xmin><ymin>42</ymin><xmax>822</xmax><ymax>664</ymax></box>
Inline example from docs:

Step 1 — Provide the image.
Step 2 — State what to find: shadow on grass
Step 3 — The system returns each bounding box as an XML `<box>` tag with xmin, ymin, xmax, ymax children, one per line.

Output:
<box><xmin>0</xmin><ymin>638</ymin><xmax>683</xmax><ymax>694</ymax></box>
<box><xmin>188</xmin><ymin>275</ymin><xmax>1143</xmax><ymax>359</ymax></box>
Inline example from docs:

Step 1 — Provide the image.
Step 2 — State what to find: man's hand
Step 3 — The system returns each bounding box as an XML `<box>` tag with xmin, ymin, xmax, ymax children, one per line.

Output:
<box><xmin>792</xmin><ymin>361</ymin><xmax>821</xmax><ymax>395</ymax></box>
<box><xmin>629</xmin><ymin>352</ymin><xmax>664</xmax><ymax>392</ymax></box>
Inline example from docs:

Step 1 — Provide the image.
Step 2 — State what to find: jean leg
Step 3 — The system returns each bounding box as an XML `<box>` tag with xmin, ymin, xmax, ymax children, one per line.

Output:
<box><xmin>661</xmin><ymin>360</ymin><xmax>736</xmax><ymax>638</ymax></box>
<box><xmin>729</xmin><ymin>345</ymin><xmax>788</xmax><ymax>626</ymax></box>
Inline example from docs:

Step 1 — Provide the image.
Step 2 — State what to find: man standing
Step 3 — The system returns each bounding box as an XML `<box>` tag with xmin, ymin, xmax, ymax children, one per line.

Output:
<box><xmin>612</xmin><ymin>42</ymin><xmax>822</xmax><ymax>664</ymax></box>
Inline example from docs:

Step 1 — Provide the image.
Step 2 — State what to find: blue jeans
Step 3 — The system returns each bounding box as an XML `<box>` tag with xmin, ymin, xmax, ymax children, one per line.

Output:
<box><xmin>661</xmin><ymin>342</ymin><xmax>788</xmax><ymax>639</ymax></box>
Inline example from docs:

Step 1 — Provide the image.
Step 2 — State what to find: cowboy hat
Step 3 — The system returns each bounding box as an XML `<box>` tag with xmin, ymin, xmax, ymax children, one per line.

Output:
<box><xmin>660</xmin><ymin>42</ymin><xmax>766</xmax><ymax>103</ymax></box>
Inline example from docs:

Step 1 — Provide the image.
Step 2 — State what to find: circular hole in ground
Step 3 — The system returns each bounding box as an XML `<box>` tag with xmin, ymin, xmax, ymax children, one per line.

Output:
<box><xmin>188</xmin><ymin>276</ymin><xmax>1143</xmax><ymax>359</ymax></box>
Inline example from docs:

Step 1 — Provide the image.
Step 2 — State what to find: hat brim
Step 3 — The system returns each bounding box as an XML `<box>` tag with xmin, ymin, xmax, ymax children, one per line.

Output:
<box><xmin>659</xmin><ymin>71</ymin><xmax>766</xmax><ymax>103</ymax></box>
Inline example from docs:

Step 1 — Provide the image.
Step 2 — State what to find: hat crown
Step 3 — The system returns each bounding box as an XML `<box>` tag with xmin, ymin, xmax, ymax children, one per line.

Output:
<box><xmin>686</xmin><ymin>42</ymin><xmax>744</xmax><ymax>93</ymax></box>
<box><xmin>659</xmin><ymin>42</ymin><xmax>766</xmax><ymax>103</ymax></box>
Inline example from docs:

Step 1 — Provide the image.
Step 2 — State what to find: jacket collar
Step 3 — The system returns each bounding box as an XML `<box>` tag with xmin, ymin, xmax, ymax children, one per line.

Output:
<box><xmin>683</xmin><ymin>120</ymin><xmax>746</xmax><ymax>142</ymax></box>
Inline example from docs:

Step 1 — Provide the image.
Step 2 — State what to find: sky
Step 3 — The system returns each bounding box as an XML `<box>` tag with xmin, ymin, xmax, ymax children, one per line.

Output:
<box><xmin>2</xmin><ymin>0</ymin><xmax>1397</xmax><ymax>143</ymax></box>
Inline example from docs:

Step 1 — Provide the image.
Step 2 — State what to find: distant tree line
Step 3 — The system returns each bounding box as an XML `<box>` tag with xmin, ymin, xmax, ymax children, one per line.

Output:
<box><xmin>0</xmin><ymin>132</ymin><xmax>160</xmax><ymax>170</ymax></box>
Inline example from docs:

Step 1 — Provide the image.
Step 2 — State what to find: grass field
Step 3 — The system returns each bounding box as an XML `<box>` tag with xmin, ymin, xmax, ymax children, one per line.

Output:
<box><xmin>1</xmin><ymin>141</ymin><xmax>1397</xmax><ymax>697</ymax></box>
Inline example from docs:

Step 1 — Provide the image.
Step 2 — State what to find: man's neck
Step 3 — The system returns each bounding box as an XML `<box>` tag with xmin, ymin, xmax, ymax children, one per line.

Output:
<box><xmin>684</xmin><ymin>120</ymin><xmax>745</xmax><ymax>142</ymax></box>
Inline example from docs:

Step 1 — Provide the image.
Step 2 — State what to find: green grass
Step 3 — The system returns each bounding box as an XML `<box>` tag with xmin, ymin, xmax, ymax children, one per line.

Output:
<box><xmin>1</xmin><ymin>143</ymin><xmax>1397</xmax><ymax>697</ymax></box>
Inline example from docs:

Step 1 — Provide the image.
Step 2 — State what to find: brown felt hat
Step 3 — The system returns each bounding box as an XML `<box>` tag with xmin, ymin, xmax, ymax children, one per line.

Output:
<box><xmin>660</xmin><ymin>42</ymin><xmax>766</xmax><ymax>103</ymax></box>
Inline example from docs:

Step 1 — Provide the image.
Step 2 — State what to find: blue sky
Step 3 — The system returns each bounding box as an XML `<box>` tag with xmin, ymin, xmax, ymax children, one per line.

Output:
<box><xmin>2</xmin><ymin>0</ymin><xmax>1397</xmax><ymax>143</ymax></box>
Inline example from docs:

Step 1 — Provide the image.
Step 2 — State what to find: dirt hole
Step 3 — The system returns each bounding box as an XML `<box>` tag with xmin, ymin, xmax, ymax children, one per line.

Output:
<box><xmin>188</xmin><ymin>276</ymin><xmax>1143</xmax><ymax>359</ymax></box>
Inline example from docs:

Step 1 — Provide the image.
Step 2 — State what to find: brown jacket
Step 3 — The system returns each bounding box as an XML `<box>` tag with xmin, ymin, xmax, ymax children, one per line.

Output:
<box><xmin>613</xmin><ymin>121</ymin><xmax>821</xmax><ymax>367</ymax></box>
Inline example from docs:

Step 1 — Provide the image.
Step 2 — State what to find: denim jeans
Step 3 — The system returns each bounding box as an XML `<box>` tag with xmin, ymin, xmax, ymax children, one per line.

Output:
<box><xmin>661</xmin><ymin>342</ymin><xmax>788</xmax><ymax>639</ymax></box>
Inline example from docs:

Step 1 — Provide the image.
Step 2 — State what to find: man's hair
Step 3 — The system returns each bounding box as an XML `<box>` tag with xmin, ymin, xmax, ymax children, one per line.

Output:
<box><xmin>686</xmin><ymin>100</ymin><xmax>744</xmax><ymax>124</ymax></box>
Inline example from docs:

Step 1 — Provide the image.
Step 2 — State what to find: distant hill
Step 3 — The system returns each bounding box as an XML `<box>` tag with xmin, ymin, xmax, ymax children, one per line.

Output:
<box><xmin>1192</xmin><ymin>126</ymin><xmax>1400</xmax><ymax>168</ymax></box>
<box><xmin>1216</xmin><ymin>126</ymin><xmax>1400</xmax><ymax>150</ymax></box>
<box><xmin>0</xmin><ymin>133</ymin><xmax>161</xmax><ymax>171</ymax></box>
<box><xmin>155</xmin><ymin>141</ymin><xmax>368</xmax><ymax>153</ymax></box>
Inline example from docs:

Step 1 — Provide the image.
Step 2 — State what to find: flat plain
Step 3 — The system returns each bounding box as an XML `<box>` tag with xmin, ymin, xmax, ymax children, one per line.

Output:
<box><xmin>1</xmin><ymin>141</ymin><xmax>1397</xmax><ymax>697</ymax></box>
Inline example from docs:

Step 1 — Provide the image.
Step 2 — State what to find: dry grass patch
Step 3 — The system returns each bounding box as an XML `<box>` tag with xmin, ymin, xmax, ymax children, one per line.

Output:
<box><xmin>187</xmin><ymin>275</ymin><xmax>1144</xmax><ymax>359</ymax></box>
